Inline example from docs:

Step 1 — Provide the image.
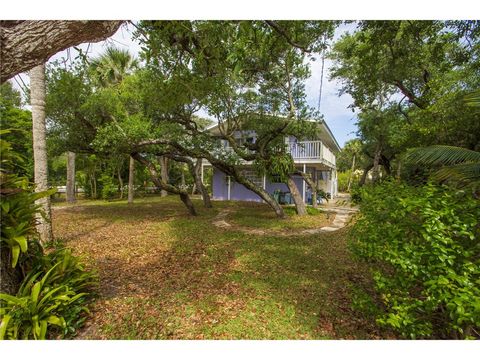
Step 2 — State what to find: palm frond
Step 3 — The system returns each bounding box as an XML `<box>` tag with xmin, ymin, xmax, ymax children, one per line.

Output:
<box><xmin>405</xmin><ymin>145</ymin><xmax>480</xmax><ymax>166</ymax></box>
<box><xmin>465</xmin><ymin>89</ymin><xmax>480</xmax><ymax>107</ymax></box>
<box><xmin>433</xmin><ymin>162</ymin><xmax>480</xmax><ymax>183</ymax></box>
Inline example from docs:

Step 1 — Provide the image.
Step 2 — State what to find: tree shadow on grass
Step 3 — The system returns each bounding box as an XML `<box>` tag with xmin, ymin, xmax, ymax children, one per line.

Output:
<box><xmin>55</xmin><ymin>197</ymin><xmax>388</xmax><ymax>339</ymax></box>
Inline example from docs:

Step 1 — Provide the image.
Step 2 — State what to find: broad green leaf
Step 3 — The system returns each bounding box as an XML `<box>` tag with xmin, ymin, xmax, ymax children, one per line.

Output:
<box><xmin>31</xmin><ymin>282</ymin><xmax>41</xmax><ymax>303</ymax></box>
<box><xmin>11</xmin><ymin>245</ymin><xmax>20</xmax><ymax>268</ymax></box>
<box><xmin>13</xmin><ymin>236</ymin><xmax>28</xmax><ymax>252</ymax></box>
<box><xmin>0</xmin><ymin>315</ymin><xmax>11</xmax><ymax>340</ymax></box>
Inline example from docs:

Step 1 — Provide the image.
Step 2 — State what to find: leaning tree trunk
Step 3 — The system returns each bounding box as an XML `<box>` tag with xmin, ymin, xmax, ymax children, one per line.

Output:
<box><xmin>286</xmin><ymin>176</ymin><xmax>307</xmax><ymax>216</ymax></box>
<box><xmin>359</xmin><ymin>164</ymin><xmax>374</xmax><ymax>187</ymax></box>
<box><xmin>158</xmin><ymin>156</ymin><xmax>169</xmax><ymax>197</ymax></box>
<box><xmin>194</xmin><ymin>159</ymin><xmax>212</xmax><ymax>208</ymax></box>
<box><xmin>128</xmin><ymin>156</ymin><xmax>135</xmax><ymax>204</ymax></box>
<box><xmin>31</xmin><ymin>64</ymin><xmax>53</xmax><ymax>243</ymax></box>
<box><xmin>66</xmin><ymin>151</ymin><xmax>76</xmax><ymax>203</ymax></box>
<box><xmin>132</xmin><ymin>152</ymin><xmax>197</xmax><ymax>215</ymax></box>
<box><xmin>297</xmin><ymin>171</ymin><xmax>318</xmax><ymax>208</ymax></box>
<box><xmin>162</xmin><ymin>154</ymin><xmax>213</xmax><ymax>209</ymax></box>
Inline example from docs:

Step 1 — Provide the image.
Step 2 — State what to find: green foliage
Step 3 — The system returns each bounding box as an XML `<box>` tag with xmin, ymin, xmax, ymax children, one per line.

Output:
<box><xmin>337</xmin><ymin>171</ymin><xmax>350</xmax><ymax>192</ymax></box>
<box><xmin>0</xmin><ymin>133</ymin><xmax>54</xmax><ymax>268</ymax></box>
<box><xmin>0</xmin><ymin>82</ymin><xmax>33</xmax><ymax>178</ymax></box>
<box><xmin>254</xmin><ymin>152</ymin><xmax>295</xmax><ymax>183</ymax></box>
<box><xmin>0</xmin><ymin>246</ymin><xmax>97</xmax><ymax>339</ymax></box>
<box><xmin>99</xmin><ymin>174</ymin><xmax>117</xmax><ymax>200</ymax></box>
<box><xmin>350</xmin><ymin>181</ymin><xmax>480</xmax><ymax>338</ymax></box>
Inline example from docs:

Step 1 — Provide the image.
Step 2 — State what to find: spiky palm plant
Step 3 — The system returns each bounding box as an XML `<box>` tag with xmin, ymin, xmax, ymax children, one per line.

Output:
<box><xmin>405</xmin><ymin>145</ymin><xmax>480</xmax><ymax>184</ymax></box>
<box><xmin>405</xmin><ymin>90</ymin><xmax>480</xmax><ymax>186</ymax></box>
<box><xmin>89</xmin><ymin>46</ymin><xmax>138</xmax><ymax>87</ymax></box>
<box><xmin>465</xmin><ymin>89</ymin><xmax>480</xmax><ymax>107</ymax></box>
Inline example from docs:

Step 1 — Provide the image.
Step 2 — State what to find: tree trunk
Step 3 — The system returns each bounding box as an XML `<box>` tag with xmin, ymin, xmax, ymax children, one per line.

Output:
<box><xmin>93</xmin><ymin>175</ymin><xmax>97</xmax><ymax>199</ymax></box>
<box><xmin>0</xmin><ymin>248</ymin><xmax>22</xmax><ymax>295</ymax></box>
<box><xmin>180</xmin><ymin>166</ymin><xmax>186</xmax><ymax>187</ymax></box>
<box><xmin>287</xmin><ymin>176</ymin><xmax>307</xmax><ymax>216</ymax></box>
<box><xmin>194</xmin><ymin>159</ymin><xmax>212</xmax><ymax>208</ymax></box>
<box><xmin>347</xmin><ymin>154</ymin><xmax>356</xmax><ymax>192</ymax></box>
<box><xmin>160</xmin><ymin>154</ymin><xmax>213</xmax><ymax>209</ymax></box>
<box><xmin>371</xmin><ymin>144</ymin><xmax>382</xmax><ymax>183</ymax></box>
<box><xmin>132</xmin><ymin>152</ymin><xmax>197</xmax><ymax>215</ymax></box>
<box><xmin>128</xmin><ymin>156</ymin><xmax>135</xmax><ymax>204</ymax></box>
<box><xmin>31</xmin><ymin>64</ymin><xmax>53</xmax><ymax>244</ymax></box>
<box><xmin>298</xmin><ymin>171</ymin><xmax>318</xmax><ymax>208</ymax></box>
<box><xmin>117</xmin><ymin>166</ymin><xmax>124</xmax><ymax>199</ymax></box>
<box><xmin>158</xmin><ymin>156</ymin><xmax>169</xmax><ymax>197</ymax></box>
<box><xmin>359</xmin><ymin>164</ymin><xmax>374</xmax><ymax>187</ymax></box>
<box><xmin>66</xmin><ymin>151</ymin><xmax>76</xmax><ymax>203</ymax></box>
<box><xmin>1</xmin><ymin>21</ymin><xmax>123</xmax><ymax>83</ymax></box>
<box><xmin>396</xmin><ymin>160</ymin><xmax>402</xmax><ymax>180</ymax></box>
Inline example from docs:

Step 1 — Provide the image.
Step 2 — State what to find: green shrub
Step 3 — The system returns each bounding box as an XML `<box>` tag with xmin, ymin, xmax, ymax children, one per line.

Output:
<box><xmin>0</xmin><ymin>247</ymin><xmax>97</xmax><ymax>339</ymax></box>
<box><xmin>337</xmin><ymin>171</ymin><xmax>350</xmax><ymax>192</ymax></box>
<box><xmin>349</xmin><ymin>181</ymin><xmax>480</xmax><ymax>339</ymax></box>
<box><xmin>0</xmin><ymin>133</ymin><xmax>53</xmax><ymax>269</ymax></box>
<box><xmin>99</xmin><ymin>174</ymin><xmax>117</xmax><ymax>200</ymax></box>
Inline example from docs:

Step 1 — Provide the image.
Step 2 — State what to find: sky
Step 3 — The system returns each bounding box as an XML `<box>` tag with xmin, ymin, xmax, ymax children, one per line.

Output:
<box><xmin>12</xmin><ymin>22</ymin><xmax>359</xmax><ymax>148</ymax></box>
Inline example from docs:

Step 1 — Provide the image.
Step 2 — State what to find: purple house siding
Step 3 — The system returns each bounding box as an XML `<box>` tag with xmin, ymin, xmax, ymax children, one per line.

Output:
<box><xmin>212</xmin><ymin>169</ymin><xmax>228</xmax><ymax>200</ymax></box>
<box><xmin>212</xmin><ymin>169</ymin><xmax>313</xmax><ymax>203</ymax></box>
<box><xmin>231</xmin><ymin>181</ymin><xmax>262</xmax><ymax>202</ymax></box>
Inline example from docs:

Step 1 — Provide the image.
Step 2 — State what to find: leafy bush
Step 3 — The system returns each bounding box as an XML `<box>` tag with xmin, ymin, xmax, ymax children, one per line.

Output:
<box><xmin>0</xmin><ymin>133</ymin><xmax>48</xmax><ymax>268</ymax></box>
<box><xmin>349</xmin><ymin>181</ymin><xmax>480</xmax><ymax>339</ymax></box>
<box><xmin>337</xmin><ymin>171</ymin><xmax>350</xmax><ymax>192</ymax></box>
<box><xmin>99</xmin><ymin>174</ymin><xmax>117</xmax><ymax>200</ymax></box>
<box><xmin>0</xmin><ymin>246</ymin><xmax>97</xmax><ymax>339</ymax></box>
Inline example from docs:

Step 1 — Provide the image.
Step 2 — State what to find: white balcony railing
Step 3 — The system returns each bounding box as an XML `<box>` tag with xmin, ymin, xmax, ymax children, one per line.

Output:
<box><xmin>215</xmin><ymin>140</ymin><xmax>336</xmax><ymax>167</ymax></box>
<box><xmin>287</xmin><ymin>140</ymin><xmax>336</xmax><ymax>166</ymax></box>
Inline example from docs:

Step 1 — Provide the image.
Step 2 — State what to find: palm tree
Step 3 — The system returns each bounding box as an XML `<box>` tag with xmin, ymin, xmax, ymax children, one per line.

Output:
<box><xmin>89</xmin><ymin>46</ymin><xmax>138</xmax><ymax>87</ymax></box>
<box><xmin>30</xmin><ymin>64</ymin><xmax>53</xmax><ymax>243</ymax></box>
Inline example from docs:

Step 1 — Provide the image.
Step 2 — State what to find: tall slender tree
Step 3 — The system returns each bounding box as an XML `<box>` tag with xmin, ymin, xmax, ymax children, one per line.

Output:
<box><xmin>30</xmin><ymin>64</ymin><xmax>53</xmax><ymax>243</ymax></box>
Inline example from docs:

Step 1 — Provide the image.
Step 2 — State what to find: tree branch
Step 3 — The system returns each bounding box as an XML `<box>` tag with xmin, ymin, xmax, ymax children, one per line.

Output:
<box><xmin>1</xmin><ymin>20</ymin><xmax>124</xmax><ymax>82</ymax></box>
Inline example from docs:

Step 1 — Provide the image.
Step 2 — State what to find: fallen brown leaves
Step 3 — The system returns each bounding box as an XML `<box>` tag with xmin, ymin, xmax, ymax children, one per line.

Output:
<box><xmin>52</xmin><ymin>196</ymin><xmax>392</xmax><ymax>339</ymax></box>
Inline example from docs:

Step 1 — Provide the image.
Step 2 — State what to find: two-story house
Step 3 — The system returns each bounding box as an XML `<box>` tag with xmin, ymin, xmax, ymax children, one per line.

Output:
<box><xmin>200</xmin><ymin>119</ymin><xmax>341</xmax><ymax>205</ymax></box>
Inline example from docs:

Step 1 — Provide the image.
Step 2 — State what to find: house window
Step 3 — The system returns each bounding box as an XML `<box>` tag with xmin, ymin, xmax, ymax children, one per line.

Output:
<box><xmin>240</xmin><ymin>169</ymin><xmax>263</xmax><ymax>188</ymax></box>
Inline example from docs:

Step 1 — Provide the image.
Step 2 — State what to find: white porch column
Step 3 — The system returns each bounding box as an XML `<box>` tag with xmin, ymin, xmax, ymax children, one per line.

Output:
<box><xmin>227</xmin><ymin>176</ymin><xmax>231</xmax><ymax>200</ymax></box>
<box><xmin>200</xmin><ymin>161</ymin><xmax>204</xmax><ymax>185</ymax></box>
<box><xmin>302</xmin><ymin>163</ymin><xmax>306</xmax><ymax>203</ymax></box>
<box><xmin>330</xmin><ymin>169</ymin><xmax>334</xmax><ymax>199</ymax></box>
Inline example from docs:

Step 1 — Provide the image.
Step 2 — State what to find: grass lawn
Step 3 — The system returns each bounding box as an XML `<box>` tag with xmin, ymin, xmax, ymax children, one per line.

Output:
<box><xmin>52</xmin><ymin>195</ymin><xmax>388</xmax><ymax>339</ymax></box>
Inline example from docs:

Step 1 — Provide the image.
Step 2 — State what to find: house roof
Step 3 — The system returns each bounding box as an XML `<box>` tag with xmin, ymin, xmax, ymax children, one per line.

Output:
<box><xmin>205</xmin><ymin>118</ymin><xmax>342</xmax><ymax>153</ymax></box>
